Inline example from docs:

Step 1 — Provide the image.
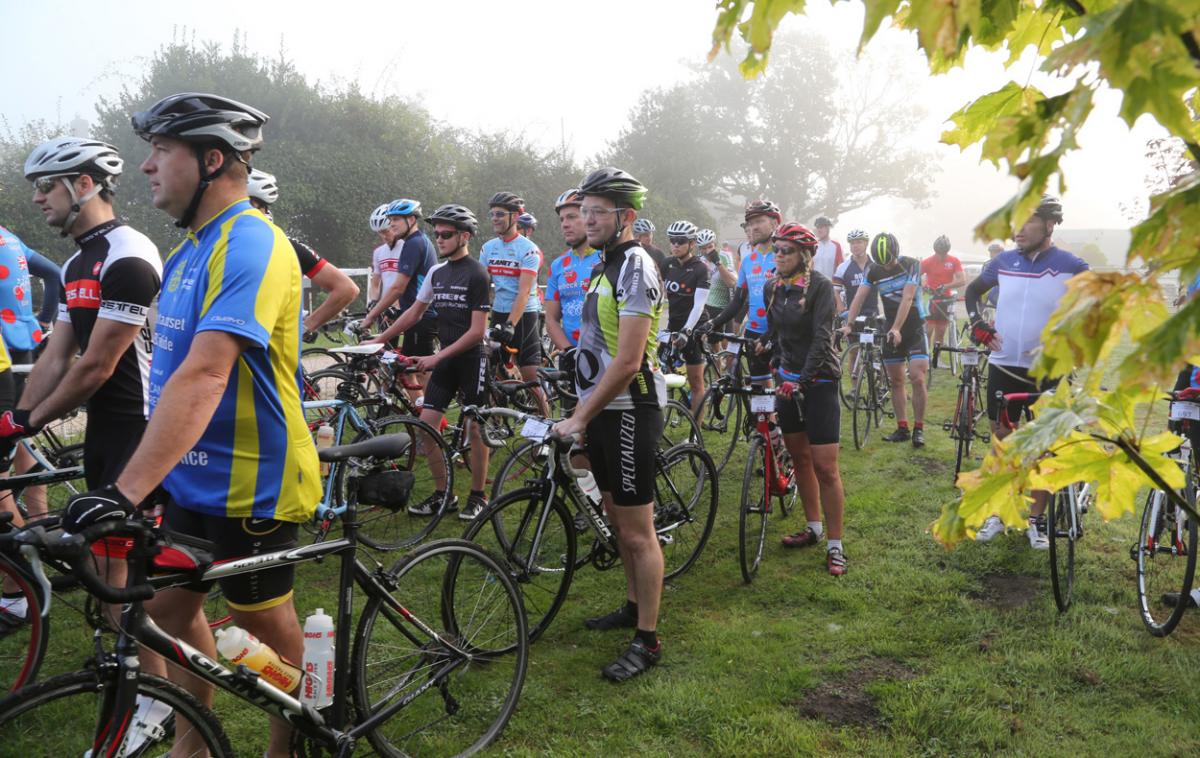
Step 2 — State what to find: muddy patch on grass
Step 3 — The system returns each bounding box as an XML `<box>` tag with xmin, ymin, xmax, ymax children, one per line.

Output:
<box><xmin>794</xmin><ymin>659</ymin><xmax>916</xmax><ymax>728</ymax></box>
<box><xmin>971</xmin><ymin>573</ymin><xmax>1039</xmax><ymax>611</ymax></box>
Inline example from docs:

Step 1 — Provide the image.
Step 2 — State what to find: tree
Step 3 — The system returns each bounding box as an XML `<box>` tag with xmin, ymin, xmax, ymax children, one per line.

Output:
<box><xmin>709</xmin><ymin>0</ymin><xmax>1200</xmax><ymax>544</ymax></box>
<box><xmin>604</xmin><ymin>30</ymin><xmax>935</xmax><ymax>224</ymax></box>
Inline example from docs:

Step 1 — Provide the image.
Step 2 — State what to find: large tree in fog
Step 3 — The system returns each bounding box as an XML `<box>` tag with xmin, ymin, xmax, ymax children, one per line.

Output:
<box><xmin>603</xmin><ymin>32</ymin><xmax>935</xmax><ymax>223</ymax></box>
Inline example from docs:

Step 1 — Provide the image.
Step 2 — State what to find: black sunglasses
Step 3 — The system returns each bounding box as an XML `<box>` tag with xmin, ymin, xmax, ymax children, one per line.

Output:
<box><xmin>668</xmin><ymin>236</ymin><xmax>691</xmax><ymax>245</ymax></box>
<box><xmin>433</xmin><ymin>230</ymin><xmax>460</xmax><ymax>240</ymax></box>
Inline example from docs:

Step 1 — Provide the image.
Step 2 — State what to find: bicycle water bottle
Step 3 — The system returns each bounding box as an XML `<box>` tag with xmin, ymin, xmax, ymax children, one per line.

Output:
<box><xmin>316</xmin><ymin>423</ymin><xmax>335</xmax><ymax>475</ymax></box>
<box><xmin>302</xmin><ymin>608</ymin><xmax>335</xmax><ymax>708</ymax></box>
<box><xmin>215</xmin><ymin>626</ymin><xmax>302</xmax><ymax>693</ymax></box>
<box><xmin>577</xmin><ymin>468</ymin><xmax>602</xmax><ymax>507</ymax></box>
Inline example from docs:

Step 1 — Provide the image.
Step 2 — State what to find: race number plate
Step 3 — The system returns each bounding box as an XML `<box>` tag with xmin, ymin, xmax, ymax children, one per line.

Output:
<box><xmin>1170</xmin><ymin>401</ymin><xmax>1200</xmax><ymax>421</ymax></box>
<box><xmin>859</xmin><ymin>331</ymin><xmax>874</xmax><ymax>344</ymax></box>
<box><xmin>520</xmin><ymin>418</ymin><xmax>550</xmax><ymax>440</ymax></box>
<box><xmin>960</xmin><ymin>350</ymin><xmax>980</xmax><ymax>366</ymax></box>
<box><xmin>750</xmin><ymin>394</ymin><xmax>776</xmax><ymax>413</ymax></box>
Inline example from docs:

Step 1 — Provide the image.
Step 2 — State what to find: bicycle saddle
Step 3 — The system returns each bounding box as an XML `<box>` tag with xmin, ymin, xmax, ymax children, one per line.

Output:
<box><xmin>318</xmin><ymin>432</ymin><xmax>412</xmax><ymax>462</ymax></box>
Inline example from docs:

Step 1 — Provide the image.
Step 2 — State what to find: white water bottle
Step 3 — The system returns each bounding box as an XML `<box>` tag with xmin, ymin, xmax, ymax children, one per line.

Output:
<box><xmin>577</xmin><ymin>469</ymin><xmax>602</xmax><ymax>507</ymax></box>
<box><xmin>301</xmin><ymin>608</ymin><xmax>335</xmax><ymax>709</ymax></box>
<box><xmin>316</xmin><ymin>424</ymin><xmax>335</xmax><ymax>476</ymax></box>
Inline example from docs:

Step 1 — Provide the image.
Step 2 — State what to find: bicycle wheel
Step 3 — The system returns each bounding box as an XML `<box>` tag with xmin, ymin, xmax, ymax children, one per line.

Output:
<box><xmin>0</xmin><ymin>668</ymin><xmax>232</xmax><ymax>756</ymax></box>
<box><xmin>738</xmin><ymin>435</ymin><xmax>769</xmax><ymax>583</ymax></box>
<box><xmin>343</xmin><ymin>415</ymin><xmax>453</xmax><ymax>550</ymax></box>
<box><xmin>353</xmin><ymin>539</ymin><xmax>527</xmax><ymax>758</ymax></box>
<box><xmin>1047</xmin><ymin>488</ymin><xmax>1078</xmax><ymax>612</ymax></box>
<box><xmin>839</xmin><ymin>343</ymin><xmax>862</xmax><ymax>410</ymax></box>
<box><xmin>852</xmin><ymin>363</ymin><xmax>873</xmax><ymax>450</ymax></box>
<box><xmin>489</xmin><ymin>438</ymin><xmax>548</xmax><ymax>501</ymax></box>
<box><xmin>662</xmin><ymin>399</ymin><xmax>702</xmax><ymax>450</ymax></box>
<box><xmin>0</xmin><ymin>554</ymin><xmax>46</xmax><ymax>694</ymax></box>
<box><xmin>655</xmin><ymin>443</ymin><xmax>718</xmax><ymax>581</ymax></box>
<box><xmin>1134</xmin><ymin>487</ymin><xmax>1198</xmax><ymax>636</ymax></box>
<box><xmin>460</xmin><ymin>487</ymin><xmax>577</xmax><ymax>642</ymax></box>
<box><xmin>953</xmin><ymin>383</ymin><xmax>974</xmax><ymax>479</ymax></box>
<box><xmin>697</xmin><ymin>385</ymin><xmax>741</xmax><ymax>474</ymax></box>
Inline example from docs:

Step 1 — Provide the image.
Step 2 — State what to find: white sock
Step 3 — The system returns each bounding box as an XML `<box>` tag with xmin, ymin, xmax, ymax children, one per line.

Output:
<box><xmin>1191</xmin><ymin>588</ymin><xmax>1200</xmax><ymax>604</ymax></box>
<box><xmin>827</xmin><ymin>539</ymin><xmax>843</xmax><ymax>553</ymax></box>
<box><xmin>808</xmin><ymin>521</ymin><xmax>824</xmax><ymax>537</ymax></box>
<box><xmin>0</xmin><ymin>596</ymin><xmax>27</xmax><ymax>618</ymax></box>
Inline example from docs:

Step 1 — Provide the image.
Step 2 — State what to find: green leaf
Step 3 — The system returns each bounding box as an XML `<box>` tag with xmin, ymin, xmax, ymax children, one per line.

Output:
<box><xmin>859</xmin><ymin>0</ymin><xmax>905</xmax><ymax>53</ymax></box>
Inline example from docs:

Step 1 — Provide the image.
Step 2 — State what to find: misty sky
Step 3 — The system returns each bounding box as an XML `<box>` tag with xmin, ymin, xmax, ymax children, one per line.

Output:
<box><xmin>3</xmin><ymin>0</ymin><xmax>1165</xmax><ymax>262</ymax></box>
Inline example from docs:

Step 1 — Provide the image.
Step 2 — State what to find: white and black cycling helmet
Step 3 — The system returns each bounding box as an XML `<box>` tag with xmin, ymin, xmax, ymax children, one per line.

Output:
<box><xmin>666</xmin><ymin>220</ymin><xmax>698</xmax><ymax>242</ymax></box>
<box><xmin>696</xmin><ymin>228</ymin><xmax>716</xmax><ymax>246</ymax></box>
<box><xmin>555</xmin><ymin>188</ymin><xmax>583</xmax><ymax>212</ymax></box>
<box><xmin>369</xmin><ymin>204</ymin><xmax>391</xmax><ymax>233</ymax></box>
<box><xmin>247</xmin><ymin>168</ymin><xmax>279</xmax><ymax>205</ymax></box>
<box><xmin>1034</xmin><ymin>194</ymin><xmax>1064</xmax><ymax>223</ymax></box>
<box><xmin>846</xmin><ymin>228</ymin><xmax>869</xmax><ymax>242</ymax></box>
<box><xmin>933</xmin><ymin>234</ymin><xmax>951</xmax><ymax>254</ymax></box>
<box><xmin>25</xmin><ymin>136</ymin><xmax>124</xmax><ymax>235</ymax></box>
<box><xmin>426</xmin><ymin>203</ymin><xmax>478</xmax><ymax>236</ymax></box>
<box><xmin>632</xmin><ymin>218</ymin><xmax>655</xmax><ymax>235</ymax></box>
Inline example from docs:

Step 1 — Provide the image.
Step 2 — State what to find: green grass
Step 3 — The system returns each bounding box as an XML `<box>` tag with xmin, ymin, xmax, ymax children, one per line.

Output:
<box><xmin>25</xmin><ymin>360</ymin><xmax>1200</xmax><ymax>756</ymax></box>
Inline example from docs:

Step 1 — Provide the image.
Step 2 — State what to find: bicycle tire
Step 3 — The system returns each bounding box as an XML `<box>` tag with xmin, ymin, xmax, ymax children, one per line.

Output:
<box><xmin>838</xmin><ymin>343</ymin><xmax>862</xmax><ymax>410</ymax></box>
<box><xmin>0</xmin><ymin>554</ymin><xmax>47</xmax><ymax>694</ymax></box>
<box><xmin>1134</xmin><ymin>485</ymin><xmax>1198</xmax><ymax>637</ymax></box>
<box><xmin>656</xmin><ymin>443</ymin><xmax>718</xmax><ymax>581</ymax></box>
<box><xmin>353</xmin><ymin>538</ymin><xmax>528</xmax><ymax>758</ymax></box>
<box><xmin>696</xmin><ymin>385</ymin><xmax>741</xmax><ymax>474</ymax></box>
<box><xmin>662</xmin><ymin>398</ymin><xmax>702</xmax><ymax>450</ymax></box>
<box><xmin>953</xmin><ymin>384</ymin><xmax>974</xmax><ymax>479</ymax></box>
<box><xmin>490</xmin><ymin>438</ymin><xmax>548</xmax><ymax>501</ymax></box>
<box><xmin>738</xmin><ymin>435</ymin><xmax>768</xmax><ymax>583</ymax></box>
<box><xmin>344</xmin><ymin>414</ymin><xmax>454</xmax><ymax>551</ymax></box>
<box><xmin>852</xmin><ymin>361</ymin><xmax>872</xmax><ymax>450</ymax></box>
<box><xmin>460</xmin><ymin>487</ymin><xmax>577</xmax><ymax>642</ymax></box>
<box><xmin>1047</xmin><ymin>488</ymin><xmax>1077</xmax><ymax>612</ymax></box>
<box><xmin>0</xmin><ymin>668</ymin><xmax>232</xmax><ymax>756</ymax></box>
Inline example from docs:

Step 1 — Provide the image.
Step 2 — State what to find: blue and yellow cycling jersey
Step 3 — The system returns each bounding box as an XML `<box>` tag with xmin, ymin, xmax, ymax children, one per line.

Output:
<box><xmin>480</xmin><ymin>233</ymin><xmax>543</xmax><ymax>314</ymax></box>
<box><xmin>544</xmin><ymin>248</ymin><xmax>600</xmax><ymax>345</ymax></box>
<box><xmin>150</xmin><ymin>200</ymin><xmax>320</xmax><ymax>523</ymax></box>
<box><xmin>736</xmin><ymin>245</ymin><xmax>775</xmax><ymax>334</ymax></box>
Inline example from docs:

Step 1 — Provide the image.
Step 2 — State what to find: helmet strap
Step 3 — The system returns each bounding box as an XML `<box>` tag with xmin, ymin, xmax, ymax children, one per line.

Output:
<box><xmin>59</xmin><ymin>176</ymin><xmax>103</xmax><ymax>238</ymax></box>
<box><xmin>176</xmin><ymin>146</ymin><xmax>238</xmax><ymax>229</ymax></box>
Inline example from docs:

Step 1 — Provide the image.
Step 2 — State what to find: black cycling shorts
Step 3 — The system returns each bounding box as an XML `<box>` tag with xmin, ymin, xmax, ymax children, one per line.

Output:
<box><xmin>163</xmin><ymin>504</ymin><xmax>299</xmax><ymax>611</ymax></box>
<box><xmin>777</xmin><ymin>380</ymin><xmax>840</xmax><ymax>445</ymax></box>
<box><xmin>83</xmin><ymin>413</ymin><xmax>147</xmax><ymax>489</ymax></box>
<box><xmin>745</xmin><ymin>330</ymin><xmax>772</xmax><ymax>381</ymax></box>
<box><xmin>0</xmin><ymin>369</ymin><xmax>13</xmax><ymax>414</ymax></box>
<box><xmin>401</xmin><ymin>319</ymin><xmax>437</xmax><ymax>358</ymax></box>
<box><xmin>9</xmin><ymin>349</ymin><xmax>32</xmax><ymax>403</ymax></box>
<box><xmin>882</xmin><ymin>323</ymin><xmax>928</xmax><ymax>365</ymax></box>
<box><xmin>491</xmin><ymin>311</ymin><xmax>542</xmax><ymax>368</ymax></box>
<box><xmin>585</xmin><ymin>406</ymin><xmax>663</xmax><ymax>506</ymax></box>
<box><xmin>423</xmin><ymin>347</ymin><xmax>487</xmax><ymax>414</ymax></box>
<box><xmin>986</xmin><ymin>363</ymin><xmax>1057</xmax><ymax>423</ymax></box>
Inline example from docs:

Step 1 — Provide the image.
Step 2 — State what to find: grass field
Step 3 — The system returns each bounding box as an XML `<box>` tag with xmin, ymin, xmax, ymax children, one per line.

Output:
<box><xmin>27</xmin><ymin>356</ymin><xmax>1200</xmax><ymax>756</ymax></box>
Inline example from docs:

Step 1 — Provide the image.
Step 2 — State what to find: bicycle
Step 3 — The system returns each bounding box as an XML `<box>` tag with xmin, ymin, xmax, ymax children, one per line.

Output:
<box><xmin>846</xmin><ymin>316</ymin><xmax>893</xmax><ymax>450</ymax></box>
<box><xmin>1130</xmin><ymin>388</ymin><xmax>1199</xmax><ymax>636</ymax></box>
<box><xmin>695</xmin><ymin>332</ymin><xmax>758</xmax><ymax>474</ymax></box>
<box><xmin>729</xmin><ymin>384</ymin><xmax>797</xmax><ymax>583</ymax></box>
<box><xmin>458</xmin><ymin>407</ymin><xmax>718</xmax><ymax>643</ymax></box>
<box><xmin>924</xmin><ymin>287</ymin><xmax>961</xmax><ymax>384</ymax></box>
<box><xmin>0</xmin><ymin>435</ymin><xmax>529</xmax><ymax>756</ymax></box>
<box><xmin>932</xmin><ymin>344</ymin><xmax>990</xmax><ymax>478</ymax></box>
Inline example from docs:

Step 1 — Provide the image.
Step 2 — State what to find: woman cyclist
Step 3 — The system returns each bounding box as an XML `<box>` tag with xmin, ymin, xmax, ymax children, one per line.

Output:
<box><xmin>759</xmin><ymin>222</ymin><xmax>848</xmax><ymax>576</ymax></box>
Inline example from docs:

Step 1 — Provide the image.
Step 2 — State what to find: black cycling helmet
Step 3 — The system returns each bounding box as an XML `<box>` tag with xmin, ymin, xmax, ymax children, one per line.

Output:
<box><xmin>933</xmin><ymin>234</ymin><xmax>951</xmax><ymax>254</ymax></box>
<box><xmin>577</xmin><ymin>167</ymin><xmax>648</xmax><ymax>210</ymax></box>
<box><xmin>488</xmin><ymin>191</ymin><xmax>525</xmax><ymax>212</ymax></box>
<box><xmin>869</xmin><ymin>232</ymin><xmax>900</xmax><ymax>266</ymax></box>
<box><xmin>1034</xmin><ymin>194</ymin><xmax>1064</xmax><ymax>223</ymax></box>
<box><xmin>132</xmin><ymin>92</ymin><xmax>269</xmax><ymax>229</ymax></box>
<box><xmin>427</xmin><ymin>203</ymin><xmax>478</xmax><ymax>235</ymax></box>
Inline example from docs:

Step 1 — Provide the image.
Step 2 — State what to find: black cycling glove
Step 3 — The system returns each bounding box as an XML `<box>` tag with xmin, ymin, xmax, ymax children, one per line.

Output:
<box><xmin>63</xmin><ymin>485</ymin><xmax>135</xmax><ymax>534</ymax></box>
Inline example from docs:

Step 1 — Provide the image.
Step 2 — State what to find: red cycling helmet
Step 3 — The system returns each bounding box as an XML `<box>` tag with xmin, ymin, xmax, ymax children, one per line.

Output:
<box><xmin>744</xmin><ymin>199</ymin><xmax>782</xmax><ymax>223</ymax></box>
<box><xmin>773</xmin><ymin>222</ymin><xmax>818</xmax><ymax>250</ymax></box>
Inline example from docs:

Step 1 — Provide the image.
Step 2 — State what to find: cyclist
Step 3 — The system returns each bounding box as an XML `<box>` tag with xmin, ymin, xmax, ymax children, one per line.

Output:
<box><xmin>965</xmin><ymin>195</ymin><xmax>1088</xmax><ymax>545</ymax></box>
<box><xmin>842</xmin><ymin>232</ymin><xmax>929</xmax><ymax>448</ymax></box>
<box><xmin>811</xmin><ymin>215</ymin><xmax>844</xmax><ymax>287</ymax></box>
<box><xmin>551</xmin><ymin>167</ymin><xmax>667</xmax><ymax>683</ymax></box>
<box><xmin>365</xmin><ymin>204</ymin><xmax>492</xmax><ymax>521</ymax></box>
<box><xmin>661</xmin><ymin>221</ymin><xmax>710</xmax><ymax>419</ymax></box>
<box><xmin>699</xmin><ymin>228</ymin><xmax>736</xmax><ymax>360</ymax></box>
<box><xmin>361</xmin><ymin>199</ymin><xmax>438</xmax><ymax>398</ymax></box>
<box><xmin>759</xmin><ymin>223</ymin><xmax>848</xmax><ymax>574</ymax></box>
<box><xmin>367</xmin><ymin>200</ymin><xmax>403</xmax><ymax>332</ymax></box>
<box><xmin>632</xmin><ymin>217</ymin><xmax>668</xmax><ymax>275</ymax></box>
<box><xmin>60</xmin><ymin>93</ymin><xmax>320</xmax><ymax>758</ymax></box>
<box><xmin>699</xmin><ymin>199</ymin><xmax>782</xmax><ymax>387</ymax></box>
<box><xmin>481</xmin><ymin>191</ymin><xmax>550</xmax><ymax>417</ymax></box>
<box><xmin>544</xmin><ymin>188</ymin><xmax>600</xmax><ymax>354</ymax></box>
<box><xmin>920</xmin><ymin>234</ymin><xmax>966</xmax><ymax>354</ymax></box>
<box><xmin>245</xmin><ymin>169</ymin><xmax>359</xmax><ymax>337</ymax></box>
<box><xmin>517</xmin><ymin>211</ymin><xmax>537</xmax><ymax>239</ymax></box>
<box><xmin>833</xmin><ymin>228</ymin><xmax>879</xmax><ymax>324</ymax></box>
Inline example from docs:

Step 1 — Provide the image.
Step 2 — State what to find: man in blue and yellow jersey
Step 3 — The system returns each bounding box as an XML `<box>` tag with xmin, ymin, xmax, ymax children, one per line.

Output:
<box><xmin>62</xmin><ymin>93</ymin><xmax>319</xmax><ymax>758</ymax></box>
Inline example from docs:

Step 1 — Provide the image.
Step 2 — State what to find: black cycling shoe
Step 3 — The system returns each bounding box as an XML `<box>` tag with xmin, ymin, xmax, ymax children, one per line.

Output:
<box><xmin>882</xmin><ymin>427</ymin><xmax>911</xmax><ymax>443</ymax></box>
<box><xmin>911</xmin><ymin>428</ymin><xmax>925</xmax><ymax>448</ymax></box>
<box><xmin>584</xmin><ymin>604</ymin><xmax>638</xmax><ymax>631</ymax></box>
<box><xmin>602</xmin><ymin>638</ymin><xmax>662</xmax><ymax>682</ymax></box>
<box><xmin>1161</xmin><ymin>592</ymin><xmax>1200</xmax><ymax>608</ymax></box>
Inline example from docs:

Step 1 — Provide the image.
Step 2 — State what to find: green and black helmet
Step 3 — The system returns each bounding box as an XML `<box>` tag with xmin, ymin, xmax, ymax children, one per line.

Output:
<box><xmin>869</xmin><ymin>232</ymin><xmax>900</xmax><ymax>266</ymax></box>
<box><xmin>578</xmin><ymin>167</ymin><xmax>648</xmax><ymax>210</ymax></box>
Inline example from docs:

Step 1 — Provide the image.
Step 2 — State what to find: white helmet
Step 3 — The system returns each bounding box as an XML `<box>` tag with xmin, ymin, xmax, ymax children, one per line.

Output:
<box><xmin>369</xmin><ymin>204</ymin><xmax>391</xmax><ymax>233</ymax></box>
<box><xmin>247</xmin><ymin>168</ymin><xmax>279</xmax><ymax>205</ymax></box>
<box><xmin>846</xmin><ymin>228</ymin><xmax>870</xmax><ymax>242</ymax></box>
<box><xmin>666</xmin><ymin>220</ymin><xmax>698</xmax><ymax>241</ymax></box>
<box><xmin>632</xmin><ymin>218</ymin><xmax>655</xmax><ymax>235</ymax></box>
<box><xmin>696</xmin><ymin>228</ymin><xmax>716</xmax><ymax>246</ymax></box>
<box><xmin>25</xmin><ymin>136</ymin><xmax>124</xmax><ymax>235</ymax></box>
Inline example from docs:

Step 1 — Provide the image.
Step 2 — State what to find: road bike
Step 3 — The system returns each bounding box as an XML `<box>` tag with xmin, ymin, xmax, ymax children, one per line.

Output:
<box><xmin>933</xmin><ymin>344</ymin><xmax>990</xmax><ymax>478</ymax></box>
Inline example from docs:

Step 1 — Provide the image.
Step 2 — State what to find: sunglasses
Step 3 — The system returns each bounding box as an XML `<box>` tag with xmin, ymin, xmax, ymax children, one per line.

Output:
<box><xmin>668</xmin><ymin>237</ymin><xmax>692</xmax><ymax>246</ymax></box>
<box><xmin>773</xmin><ymin>244</ymin><xmax>802</xmax><ymax>255</ymax></box>
<box><xmin>488</xmin><ymin>211</ymin><xmax>513</xmax><ymax>219</ymax></box>
<box><xmin>32</xmin><ymin>175</ymin><xmax>72</xmax><ymax>194</ymax></box>
<box><xmin>579</xmin><ymin>207</ymin><xmax>619</xmax><ymax>220</ymax></box>
<box><xmin>433</xmin><ymin>230</ymin><xmax>460</xmax><ymax>240</ymax></box>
